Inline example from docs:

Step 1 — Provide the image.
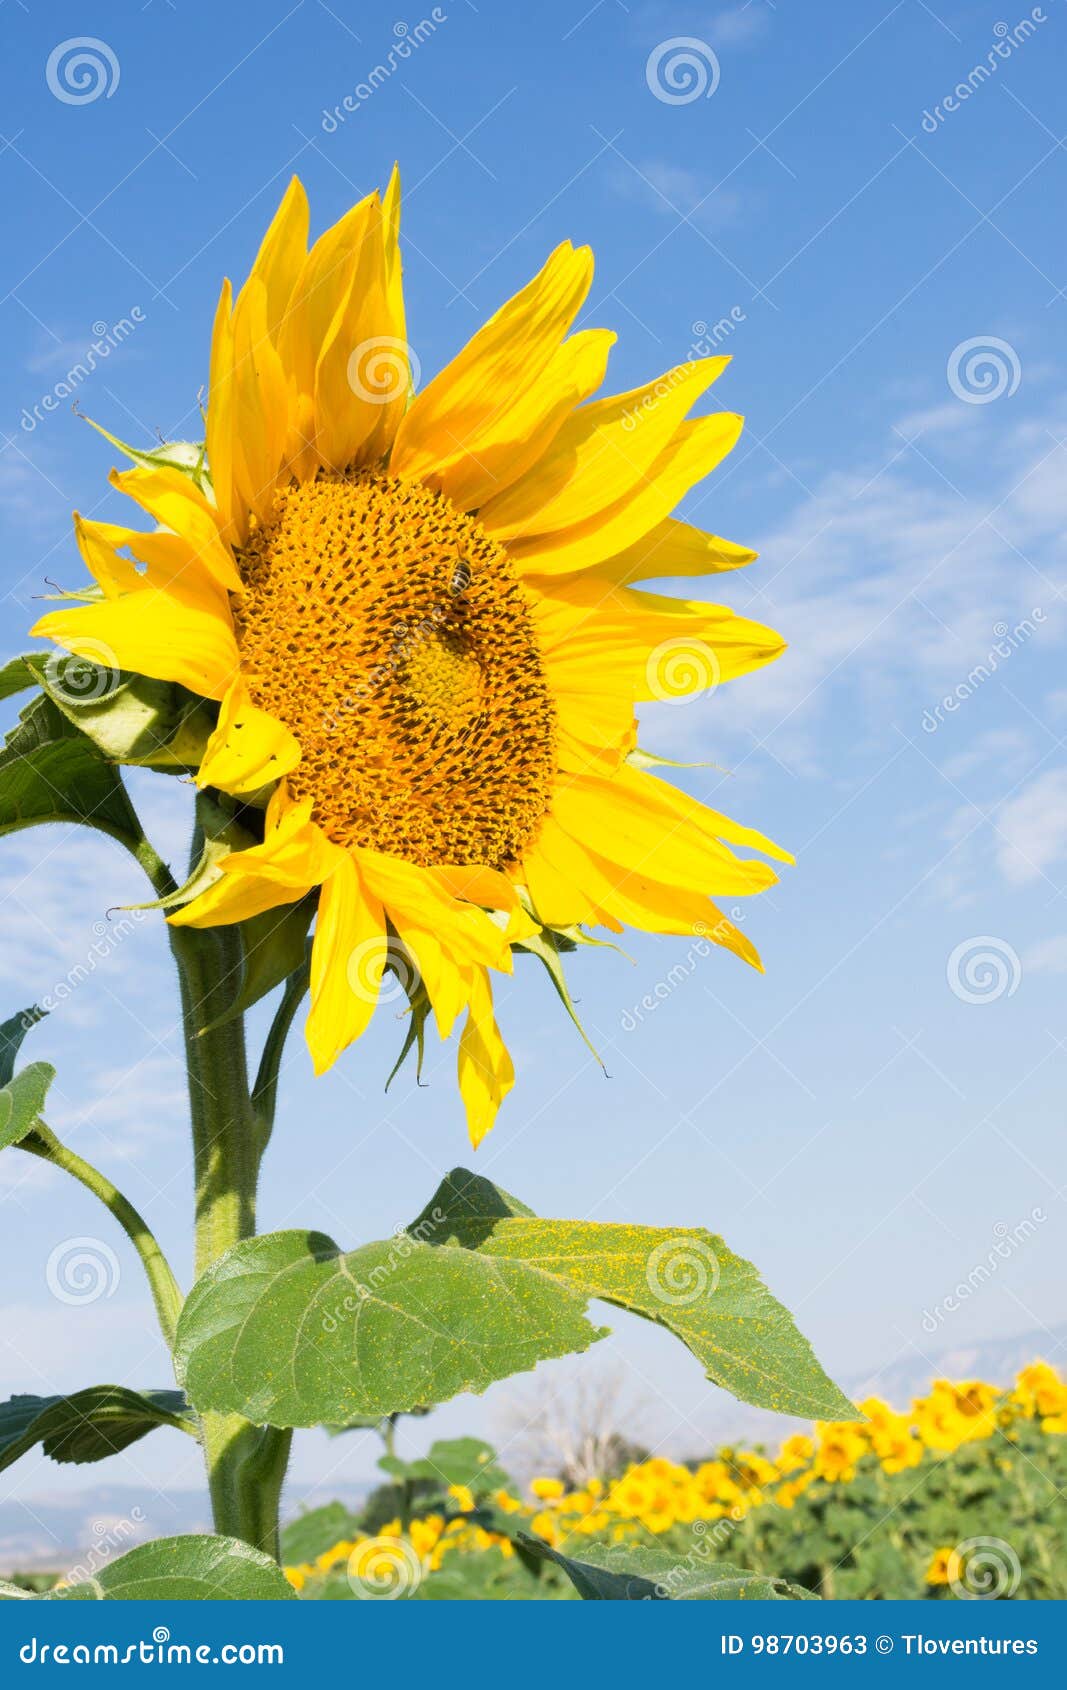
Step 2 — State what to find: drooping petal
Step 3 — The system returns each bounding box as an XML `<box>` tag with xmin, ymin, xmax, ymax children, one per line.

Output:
<box><xmin>196</xmin><ymin>675</ymin><xmax>301</xmax><ymax>797</ymax></box>
<box><xmin>306</xmin><ymin>851</ymin><xmax>388</xmax><ymax>1075</ymax></box>
<box><xmin>72</xmin><ymin>514</ymin><xmax>146</xmax><ymax>598</ymax></box>
<box><xmin>458</xmin><ymin>967</ymin><xmax>515</xmax><ymax>1148</ymax></box>
<box><xmin>389</xmin><ymin>242</ymin><xmax>594</xmax><ymax>503</ymax></box>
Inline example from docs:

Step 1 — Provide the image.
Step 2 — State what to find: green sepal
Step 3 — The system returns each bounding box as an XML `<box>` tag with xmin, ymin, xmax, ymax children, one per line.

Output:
<box><xmin>81</xmin><ymin>414</ymin><xmax>212</xmax><ymax>495</ymax></box>
<box><xmin>123</xmin><ymin>793</ymin><xmax>255</xmax><ymax>914</ymax></box>
<box><xmin>202</xmin><ymin>900</ymin><xmax>314</xmax><ymax>1033</ymax></box>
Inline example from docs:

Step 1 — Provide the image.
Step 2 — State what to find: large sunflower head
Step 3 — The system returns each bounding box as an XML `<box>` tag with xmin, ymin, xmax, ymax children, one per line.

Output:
<box><xmin>33</xmin><ymin>171</ymin><xmax>791</xmax><ymax>1146</ymax></box>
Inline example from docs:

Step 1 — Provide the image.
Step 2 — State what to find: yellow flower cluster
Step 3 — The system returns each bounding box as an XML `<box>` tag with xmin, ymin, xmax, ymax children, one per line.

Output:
<box><xmin>285</xmin><ymin>1362</ymin><xmax>1067</xmax><ymax>1588</ymax></box>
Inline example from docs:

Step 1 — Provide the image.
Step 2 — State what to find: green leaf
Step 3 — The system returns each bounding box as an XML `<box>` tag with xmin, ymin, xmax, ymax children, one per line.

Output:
<box><xmin>45</xmin><ymin>1535</ymin><xmax>295</xmax><ymax>1600</ymax></box>
<box><xmin>280</xmin><ymin>1502</ymin><xmax>361</xmax><ymax>1566</ymax></box>
<box><xmin>0</xmin><ymin>1004</ymin><xmax>45</xmax><ymax>1087</ymax></box>
<box><xmin>410</xmin><ymin>1169</ymin><xmax>854</xmax><ymax>1420</ymax></box>
<box><xmin>515</xmin><ymin>926</ymin><xmax>605</xmax><ymax>1068</ymax></box>
<box><xmin>0</xmin><ymin>1388</ymin><xmax>195</xmax><ymax>1475</ymax></box>
<box><xmin>175</xmin><ymin>1170</ymin><xmax>850</xmax><ymax>1428</ymax></box>
<box><xmin>0</xmin><ymin>691</ymin><xmax>141</xmax><ymax>848</ymax></box>
<box><xmin>519</xmin><ymin>1536</ymin><xmax>815</xmax><ymax>1601</ymax></box>
<box><xmin>382</xmin><ymin>1436</ymin><xmax>510</xmax><ymax>1494</ymax></box>
<box><xmin>35</xmin><ymin>657</ymin><xmax>214</xmax><ymax>773</ymax></box>
<box><xmin>0</xmin><ymin>1005</ymin><xmax>53</xmax><ymax>1151</ymax></box>
<box><xmin>174</xmin><ymin>1227</ymin><xmax>602</xmax><ymax>1425</ymax></box>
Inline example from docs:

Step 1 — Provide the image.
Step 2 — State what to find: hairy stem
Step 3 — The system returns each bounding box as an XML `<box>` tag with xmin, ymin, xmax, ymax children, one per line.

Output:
<box><xmin>19</xmin><ymin>1125</ymin><xmax>183</xmax><ymax>1350</ymax></box>
<box><xmin>170</xmin><ymin>913</ymin><xmax>290</xmax><ymax>1553</ymax></box>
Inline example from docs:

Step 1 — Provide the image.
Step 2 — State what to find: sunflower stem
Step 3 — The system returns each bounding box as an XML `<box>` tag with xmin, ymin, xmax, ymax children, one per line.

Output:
<box><xmin>170</xmin><ymin>902</ymin><xmax>291</xmax><ymax>1556</ymax></box>
<box><xmin>18</xmin><ymin>1124</ymin><xmax>183</xmax><ymax>1350</ymax></box>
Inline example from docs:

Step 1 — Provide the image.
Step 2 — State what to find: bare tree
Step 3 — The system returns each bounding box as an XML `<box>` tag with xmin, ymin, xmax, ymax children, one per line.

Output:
<box><xmin>494</xmin><ymin>1363</ymin><xmax>654</xmax><ymax>1487</ymax></box>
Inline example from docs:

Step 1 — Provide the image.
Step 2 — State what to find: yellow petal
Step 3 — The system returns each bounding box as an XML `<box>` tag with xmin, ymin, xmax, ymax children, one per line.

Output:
<box><xmin>196</xmin><ymin>675</ymin><xmax>301</xmax><ymax>797</ymax></box>
<box><xmin>110</xmin><ymin>465</ymin><xmax>242</xmax><ymax>594</ymax></box>
<box><xmin>507</xmin><ymin>412</ymin><xmax>743</xmax><ymax>576</ymax></box>
<box><xmin>205</xmin><ymin>279</ymin><xmax>237</xmax><ymax>536</ymax></box>
<box><xmin>458</xmin><ymin>968</ymin><xmax>514</xmax><ymax>1148</ymax></box>
<box><xmin>431</xmin><ymin>864</ymin><xmax>539</xmax><ymax>941</ymax></box>
<box><xmin>534</xmin><ymin>577</ymin><xmax>785</xmax><ymax>702</ymax></box>
<box><xmin>306</xmin><ymin>852</ymin><xmax>387</xmax><ymax>1075</ymax></box>
<box><xmin>237</xmin><ymin>175</ymin><xmax>309</xmax><ymax>341</ymax></box>
<box><xmin>591</xmin><ymin>518</ymin><xmax>757</xmax><ymax>587</ymax></box>
<box><xmin>357</xmin><ymin>850</ymin><xmax>513</xmax><ymax>1039</ymax></box>
<box><xmin>167</xmin><ymin>871</ymin><xmax>305</xmax><ymax>930</ymax></box>
<box><xmin>552</xmin><ymin>769</ymin><xmax>782</xmax><ymax>897</ymax></box>
<box><xmin>230</xmin><ymin>279</ymin><xmax>289</xmax><ymax>525</ymax></box>
<box><xmin>314</xmin><ymin>196</ymin><xmax>406</xmax><ymax>472</ymax></box>
<box><xmin>72</xmin><ymin>514</ymin><xmax>145</xmax><ymax>598</ymax></box>
<box><xmin>169</xmin><ymin>796</ymin><xmax>342</xmax><ymax>930</ymax></box>
<box><xmin>481</xmin><ymin>358</ymin><xmax>729</xmax><ymax>540</ymax></box>
<box><xmin>32</xmin><ymin>586</ymin><xmax>238</xmax><ymax>701</ymax></box>
<box><xmin>390</xmin><ymin>242</ymin><xmax>594</xmax><ymax>502</ymax></box>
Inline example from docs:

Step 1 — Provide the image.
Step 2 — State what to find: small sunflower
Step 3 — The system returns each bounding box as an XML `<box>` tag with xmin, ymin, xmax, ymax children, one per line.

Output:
<box><xmin>32</xmin><ymin>172</ymin><xmax>790</xmax><ymax>1145</ymax></box>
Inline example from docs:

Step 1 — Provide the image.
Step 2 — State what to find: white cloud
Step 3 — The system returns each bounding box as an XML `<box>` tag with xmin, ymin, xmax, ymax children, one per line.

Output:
<box><xmin>994</xmin><ymin>769</ymin><xmax>1067</xmax><ymax>886</ymax></box>
<box><xmin>1023</xmin><ymin>934</ymin><xmax>1067</xmax><ymax>975</ymax></box>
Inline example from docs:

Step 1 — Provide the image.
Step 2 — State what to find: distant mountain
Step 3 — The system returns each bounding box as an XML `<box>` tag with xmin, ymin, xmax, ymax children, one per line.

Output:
<box><xmin>3</xmin><ymin>1322</ymin><xmax>1064</xmax><ymax>1572</ymax></box>
<box><xmin>0</xmin><ymin>1481</ymin><xmax>370</xmax><ymax>1576</ymax></box>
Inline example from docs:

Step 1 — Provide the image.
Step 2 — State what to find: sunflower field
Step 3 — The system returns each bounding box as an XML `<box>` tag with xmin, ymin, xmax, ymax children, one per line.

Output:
<box><xmin>281</xmin><ymin>1363</ymin><xmax>1067</xmax><ymax>1601</ymax></box>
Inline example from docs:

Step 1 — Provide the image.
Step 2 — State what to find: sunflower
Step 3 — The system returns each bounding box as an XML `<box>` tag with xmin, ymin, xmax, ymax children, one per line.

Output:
<box><xmin>32</xmin><ymin>171</ymin><xmax>789</xmax><ymax>1145</ymax></box>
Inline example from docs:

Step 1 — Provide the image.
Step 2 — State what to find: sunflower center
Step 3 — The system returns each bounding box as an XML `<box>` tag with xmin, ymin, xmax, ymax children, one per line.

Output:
<box><xmin>232</xmin><ymin>470</ymin><xmax>556</xmax><ymax>868</ymax></box>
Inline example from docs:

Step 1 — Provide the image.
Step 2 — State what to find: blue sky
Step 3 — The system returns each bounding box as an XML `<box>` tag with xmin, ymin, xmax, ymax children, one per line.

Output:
<box><xmin>1</xmin><ymin>0</ymin><xmax>1066</xmax><ymax>1534</ymax></box>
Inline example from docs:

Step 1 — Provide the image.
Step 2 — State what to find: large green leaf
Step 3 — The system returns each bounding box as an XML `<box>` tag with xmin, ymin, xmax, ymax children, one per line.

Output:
<box><xmin>0</xmin><ymin>656</ymin><xmax>39</xmax><ymax>702</ymax></box>
<box><xmin>44</xmin><ymin>1535</ymin><xmax>295</xmax><ymax>1600</ymax></box>
<box><xmin>0</xmin><ymin>1005</ymin><xmax>53</xmax><ymax>1151</ymax></box>
<box><xmin>175</xmin><ymin>1169</ymin><xmax>850</xmax><ymax>1427</ymax></box>
<box><xmin>0</xmin><ymin>690</ymin><xmax>141</xmax><ymax>848</ymax></box>
<box><xmin>519</xmin><ymin>1536</ymin><xmax>815</xmax><ymax>1600</ymax></box>
<box><xmin>410</xmin><ymin>1169</ymin><xmax>854</xmax><ymax>1420</ymax></box>
<box><xmin>0</xmin><ymin>1388</ymin><xmax>195</xmax><ymax>1475</ymax></box>
<box><xmin>174</xmin><ymin>1228</ymin><xmax>601</xmax><ymax>1425</ymax></box>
